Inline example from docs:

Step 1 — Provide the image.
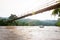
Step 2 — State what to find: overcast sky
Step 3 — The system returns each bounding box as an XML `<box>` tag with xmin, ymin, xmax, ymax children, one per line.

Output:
<box><xmin>0</xmin><ymin>0</ymin><xmax>58</xmax><ymax>20</ymax></box>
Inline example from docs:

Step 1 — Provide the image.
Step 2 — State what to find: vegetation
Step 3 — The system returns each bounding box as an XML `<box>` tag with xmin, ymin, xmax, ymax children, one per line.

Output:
<box><xmin>0</xmin><ymin>14</ymin><xmax>57</xmax><ymax>26</ymax></box>
<box><xmin>52</xmin><ymin>8</ymin><xmax>60</xmax><ymax>26</ymax></box>
<box><xmin>0</xmin><ymin>14</ymin><xmax>18</xmax><ymax>26</ymax></box>
<box><xmin>55</xmin><ymin>18</ymin><xmax>60</xmax><ymax>26</ymax></box>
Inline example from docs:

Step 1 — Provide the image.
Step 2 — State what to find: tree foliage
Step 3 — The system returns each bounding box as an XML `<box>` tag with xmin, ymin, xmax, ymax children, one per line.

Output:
<box><xmin>52</xmin><ymin>8</ymin><xmax>60</xmax><ymax>16</ymax></box>
<box><xmin>52</xmin><ymin>8</ymin><xmax>60</xmax><ymax>26</ymax></box>
<box><xmin>0</xmin><ymin>14</ymin><xmax>18</xmax><ymax>26</ymax></box>
<box><xmin>0</xmin><ymin>14</ymin><xmax>29</xmax><ymax>26</ymax></box>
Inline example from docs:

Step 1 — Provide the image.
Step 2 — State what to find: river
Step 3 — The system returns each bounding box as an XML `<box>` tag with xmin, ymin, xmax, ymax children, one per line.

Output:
<box><xmin>0</xmin><ymin>26</ymin><xmax>60</xmax><ymax>40</ymax></box>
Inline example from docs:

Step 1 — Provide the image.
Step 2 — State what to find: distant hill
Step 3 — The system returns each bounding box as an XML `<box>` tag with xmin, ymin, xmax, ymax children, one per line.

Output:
<box><xmin>17</xmin><ymin>19</ymin><xmax>57</xmax><ymax>26</ymax></box>
<box><xmin>0</xmin><ymin>17</ymin><xmax>57</xmax><ymax>26</ymax></box>
<box><xmin>40</xmin><ymin>20</ymin><xmax>57</xmax><ymax>26</ymax></box>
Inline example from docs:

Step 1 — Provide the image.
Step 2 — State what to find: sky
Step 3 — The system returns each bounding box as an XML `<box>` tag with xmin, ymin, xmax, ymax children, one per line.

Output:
<box><xmin>0</xmin><ymin>0</ymin><xmax>58</xmax><ymax>20</ymax></box>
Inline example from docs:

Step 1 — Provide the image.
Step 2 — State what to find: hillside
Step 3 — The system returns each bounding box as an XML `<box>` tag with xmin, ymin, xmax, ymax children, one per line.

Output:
<box><xmin>0</xmin><ymin>17</ymin><xmax>57</xmax><ymax>26</ymax></box>
<box><xmin>17</xmin><ymin>19</ymin><xmax>57</xmax><ymax>26</ymax></box>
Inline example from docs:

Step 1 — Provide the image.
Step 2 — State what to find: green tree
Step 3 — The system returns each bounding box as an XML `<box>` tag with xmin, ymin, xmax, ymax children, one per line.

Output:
<box><xmin>52</xmin><ymin>8</ymin><xmax>60</xmax><ymax>26</ymax></box>
<box><xmin>0</xmin><ymin>14</ymin><xmax>19</xmax><ymax>26</ymax></box>
<box><xmin>6</xmin><ymin>14</ymin><xmax>29</xmax><ymax>26</ymax></box>
<box><xmin>0</xmin><ymin>18</ymin><xmax>8</xmax><ymax>26</ymax></box>
<box><xmin>7</xmin><ymin>14</ymin><xmax>18</xmax><ymax>26</ymax></box>
<box><xmin>9</xmin><ymin>14</ymin><xmax>18</xmax><ymax>20</ymax></box>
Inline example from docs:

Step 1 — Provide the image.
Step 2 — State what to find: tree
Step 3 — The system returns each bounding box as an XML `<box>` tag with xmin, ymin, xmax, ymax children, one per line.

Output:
<box><xmin>9</xmin><ymin>14</ymin><xmax>18</xmax><ymax>19</ymax></box>
<box><xmin>0</xmin><ymin>18</ymin><xmax>8</xmax><ymax>26</ymax></box>
<box><xmin>52</xmin><ymin>8</ymin><xmax>60</xmax><ymax>26</ymax></box>
<box><xmin>52</xmin><ymin>8</ymin><xmax>60</xmax><ymax>16</ymax></box>
<box><xmin>0</xmin><ymin>14</ymin><xmax>18</xmax><ymax>26</ymax></box>
<box><xmin>7</xmin><ymin>14</ymin><xmax>18</xmax><ymax>26</ymax></box>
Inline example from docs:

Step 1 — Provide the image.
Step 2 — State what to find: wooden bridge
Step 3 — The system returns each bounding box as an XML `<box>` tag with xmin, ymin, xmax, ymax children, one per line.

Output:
<box><xmin>7</xmin><ymin>3</ymin><xmax>60</xmax><ymax>22</ymax></box>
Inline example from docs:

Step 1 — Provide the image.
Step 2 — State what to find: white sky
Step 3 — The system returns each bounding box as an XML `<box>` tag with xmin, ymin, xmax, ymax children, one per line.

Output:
<box><xmin>0</xmin><ymin>0</ymin><xmax>58</xmax><ymax>20</ymax></box>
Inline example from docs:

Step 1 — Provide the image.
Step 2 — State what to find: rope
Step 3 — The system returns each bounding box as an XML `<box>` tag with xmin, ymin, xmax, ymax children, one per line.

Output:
<box><xmin>38</xmin><ymin>0</ymin><xmax>57</xmax><ymax>9</ymax></box>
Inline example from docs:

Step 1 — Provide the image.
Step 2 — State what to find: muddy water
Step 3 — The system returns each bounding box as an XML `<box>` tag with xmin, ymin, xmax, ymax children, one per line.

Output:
<box><xmin>0</xmin><ymin>26</ymin><xmax>60</xmax><ymax>40</ymax></box>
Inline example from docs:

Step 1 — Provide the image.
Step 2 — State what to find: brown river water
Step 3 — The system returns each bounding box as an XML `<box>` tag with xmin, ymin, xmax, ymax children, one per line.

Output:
<box><xmin>0</xmin><ymin>26</ymin><xmax>60</xmax><ymax>40</ymax></box>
